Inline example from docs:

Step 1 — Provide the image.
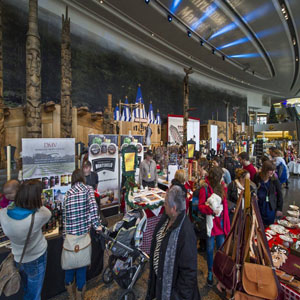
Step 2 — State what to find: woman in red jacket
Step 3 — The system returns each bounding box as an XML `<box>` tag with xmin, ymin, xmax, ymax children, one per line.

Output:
<box><xmin>198</xmin><ymin>166</ymin><xmax>230</xmax><ymax>287</ymax></box>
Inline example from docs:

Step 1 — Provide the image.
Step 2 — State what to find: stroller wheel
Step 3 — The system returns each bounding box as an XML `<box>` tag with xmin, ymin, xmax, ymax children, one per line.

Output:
<box><xmin>102</xmin><ymin>266</ymin><xmax>113</xmax><ymax>284</ymax></box>
<box><xmin>119</xmin><ymin>289</ymin><xmax>136</xmax><ymax>300</ymax></box>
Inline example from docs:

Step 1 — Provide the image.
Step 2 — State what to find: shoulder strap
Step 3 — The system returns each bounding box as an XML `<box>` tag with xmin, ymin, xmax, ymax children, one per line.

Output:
<box><xmin>18</xmin><ymin>212</ymin><xmax>35</xmax><ymax>265</ymax></box>
<box><xmin>204</xmin><ymin>186</ymin><xmax>208</xmax><ymax>199</ymax></box>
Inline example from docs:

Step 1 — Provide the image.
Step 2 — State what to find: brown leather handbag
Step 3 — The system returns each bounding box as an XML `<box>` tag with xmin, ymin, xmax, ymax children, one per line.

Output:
<box><xmin>0</xmin><ymin>213</ymin><xmax>35</xmax><ymax>296</ymax></box>
<box><xmin>234</xmin><ymin>290</ymin><xmax>263</xmax><ymax>300</ymax></box>
<box><xmin>213</xmin><ymin>192</ymin><xmax>244</xmax><ymax>290</ymax></box>
<box><xmin>241</xmin><ymin>200</ymin><xmax>280</xmax><ymax>300</ymax></box>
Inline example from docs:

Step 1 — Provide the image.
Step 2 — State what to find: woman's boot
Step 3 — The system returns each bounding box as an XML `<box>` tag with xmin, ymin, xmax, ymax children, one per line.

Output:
<box><xmin>75</xmin><ymin>285</ymin><xmax>86</xmax><ymax>300</ymax></box>
<box><xmin>65</xmin><ymin>281</ymin><xmax>76</xmax><ymax>300</ymax></box>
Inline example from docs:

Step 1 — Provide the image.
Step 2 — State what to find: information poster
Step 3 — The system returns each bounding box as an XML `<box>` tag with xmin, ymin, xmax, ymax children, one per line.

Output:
<box><xmin>120</xmin><ymin>135</ymin><xmax>144</xmax><ymax>182</ymax></box>
<box><xmin>22</xmin><ymin>138</ymin><xmax>75</xmax><ymax>206</ymax></box>
<box><xmin>88</xmin><ymin>134</ymin><xmax>119</xmax><ymax>209</ymax></box>
<box><xmin>168</xmin><ymin>115</ymin><xmax>200</xmax><ymax>150</ymax></box>
<box><xmin>210</xmin><ymin>125</ymin><xmax>218</xmax><ymax>152</ymax></box>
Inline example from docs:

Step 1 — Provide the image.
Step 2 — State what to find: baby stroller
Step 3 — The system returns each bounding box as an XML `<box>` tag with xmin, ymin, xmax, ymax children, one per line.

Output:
<box><xmin>100</xmin><ymin>208</ymin><xmax>148</xmax><ymax>300</ymax></box>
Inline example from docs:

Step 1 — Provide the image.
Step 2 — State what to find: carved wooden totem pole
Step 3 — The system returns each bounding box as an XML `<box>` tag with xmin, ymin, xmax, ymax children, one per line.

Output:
<box><xmin>61</xmin><ymin>6</ymin><xmax>72</xmax><ymax>138</ymax></box>
<box><xmin>183</xmin><ymin>67</ymin><xmax>193</xmax><ymax>146</ymax></box>
<box><xmin>0</xmin><ymin>0</ymin><xmax>4</xmax><ymax>164</ymax></box>
<box><xmin>232</xmin><ymin>106</ymin><xmax>239</xmax><ymax>141</ymax></box>
<box><xmin>26</xmin><ymin>0</ymin><xmax>42</xmax><ymax>138</ymax></box>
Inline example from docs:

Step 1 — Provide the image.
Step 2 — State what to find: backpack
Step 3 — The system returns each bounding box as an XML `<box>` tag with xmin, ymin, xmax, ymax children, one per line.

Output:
<box><xmin>276</xmin><ymin>162</ymin><xmax>288</xmax><ymax>184</ymax></box>
<box><xmin>224</xmin><ymin>157</ymin><xmax>240</xmax><ymax>180</ymax></box>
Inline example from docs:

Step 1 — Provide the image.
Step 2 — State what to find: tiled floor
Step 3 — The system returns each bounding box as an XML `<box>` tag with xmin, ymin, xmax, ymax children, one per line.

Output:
<box><xmin>51</xmin><ymin>176</ymin><xmax>300</xmax><ymax>300</ymax></box>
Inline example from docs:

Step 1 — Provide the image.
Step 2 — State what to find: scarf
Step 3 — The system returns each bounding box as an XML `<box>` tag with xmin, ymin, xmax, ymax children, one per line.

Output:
<box><xmin>161</xmin><ymin>214</ymin><xmax>186</xmax><ymax>300</ymax></box>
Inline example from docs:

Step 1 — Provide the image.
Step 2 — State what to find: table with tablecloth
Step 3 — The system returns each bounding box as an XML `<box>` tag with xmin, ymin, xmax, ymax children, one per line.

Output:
<box><xmin>126</xmin><ymin>188</ymin><xmax>166</xmax><ymax>254</ymax></box>
<box><xmin>266</xmin><ymin>221</ymin><xmax>300</xmax><ymax>299</ymax></box>
<box><xmin>288</xmin><ymin>161</ymin><xmax>300</xmax><ymax>175</ymax></box>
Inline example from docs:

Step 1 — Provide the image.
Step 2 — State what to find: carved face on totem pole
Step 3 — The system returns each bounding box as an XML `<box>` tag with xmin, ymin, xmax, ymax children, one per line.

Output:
<box><xmin>26</xmin><ymin>37</ymin><xmax>41</xmax><ymax>108</ymax></box>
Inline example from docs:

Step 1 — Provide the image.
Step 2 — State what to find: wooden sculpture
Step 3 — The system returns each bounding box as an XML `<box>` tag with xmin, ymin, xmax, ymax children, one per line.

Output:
<box><xmin>61</xmin><ymin>6</ymin><xmax>72</xmax><ymax>138</ymax></box>
<box><xmin>232</xmin><ymin>106</ymin><xmax>239</xmax><ymax>141</ymax></box>
<box><xmin>26</xmin><ymin>0</ymin><xmax>41</xmax><ymax>138</ymax></box>
<box><xmin>0</xmin><ymin>0</ymin><xmax>4</xmax><ymax>164</ymax></box>
<box><xmin>183</xmin><ymin>67</ymin><xmax>193</xmax><ymax>146</ymax></box>
<box><xmin>103</xmin><ymin>94</ymin><xmax>115</xmax><ymax>134</ymax></box>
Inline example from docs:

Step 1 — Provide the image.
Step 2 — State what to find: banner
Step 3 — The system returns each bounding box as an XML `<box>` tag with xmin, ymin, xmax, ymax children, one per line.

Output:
<box><xmin>22</xmin><ymin>138</ymin><xmax>75</xmax><ymax>207</ymax></box>
<box><xmin>120</xmin><ymin>135</ymin><xmax>144</xmax><ymax>182</ymax></box>
<box><xmin>210</xmin><ymin>125</ymin><xmax>218</xmax><ymax>151</ymax></box>
<box><xmin>168</xmin><ymin>115</ymin><xmax>200</xmax><ymax>150</ymax></box>
<box><xmin>88</xmin><ymin>134</ymin><xmax>119</xmax><ymax>209</ymax></box>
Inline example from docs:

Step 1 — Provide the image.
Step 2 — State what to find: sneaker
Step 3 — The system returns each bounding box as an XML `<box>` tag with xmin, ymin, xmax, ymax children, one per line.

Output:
<box><xmin>207</xmin><ymin>272</ymin><xmax>213</xmax><ymax>287</ymax></box>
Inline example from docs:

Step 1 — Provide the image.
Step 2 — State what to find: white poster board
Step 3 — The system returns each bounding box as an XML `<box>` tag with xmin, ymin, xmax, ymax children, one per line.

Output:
<box><xmin>168</xmin><ymin>115</ymin><xmax>200</xmax><ymax>150</ymax></box>
<box><xmin>22</xmin><ymin>138</ymin><xmax>75</xmax><ymax>180</ymax></box>
<box><xmin>210</xmin><ymin>125</ymin><xmax>218</xmax><ymax>152</ymax></box>
<box><xmin>88</xmin><ymin>134</ymin><xmax>119</xmax><ymax>209</ymax></box>
<box><xmin>22</xmin><ymin>138</ymin><xmax>75</xmax><ymax>206</ymax></box>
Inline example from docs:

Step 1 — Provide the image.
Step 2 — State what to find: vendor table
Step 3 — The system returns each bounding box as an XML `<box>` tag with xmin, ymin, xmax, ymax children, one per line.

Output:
<box><xmin>0</xmin><ymin>231</ymin><xmax>104</xmax><ymax>300</ymax></box>
<box><xmin>126</xmin><ymin>188</ymin><xmax>165</xmax><ymax>255</ymax></box>
<box><xmin>288</xmin><ymin>161</ymin><xmax>300</xmax><ymax>175</ymax></box>
<box><xmin>266</xmin><ymin>221</ymin><xmax>300</xmax><ymax>299</ymax></box>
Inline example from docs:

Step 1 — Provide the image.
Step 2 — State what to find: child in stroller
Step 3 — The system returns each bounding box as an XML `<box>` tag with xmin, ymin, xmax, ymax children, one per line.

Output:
<box><xmin>100</xmin><ymin>208</ymin><xmax>148</xmax><ymax>300</ymax></box>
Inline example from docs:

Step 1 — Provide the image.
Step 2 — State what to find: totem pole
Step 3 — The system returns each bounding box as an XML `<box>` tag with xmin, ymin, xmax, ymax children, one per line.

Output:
<box><xmin>61</xmin><ymin>6</ymin><xmax>72</xmax><ymax>138</ymax></box>
<box><xmin>26</xmin><ymin>0</ymin><xmax>42</xmax><ymax>138</ymax></box>
<box><xmin>183</xmin><ymin>67</ymin><xmax>193</xmax><ymax>146</ymax></box>
<box><xmin>232</xmin><ymin>106</ymin><xmax>239</xmax><ymax>141</ymax></box>
<box><xmin>0</xmin><ymin>0</ymin><xmax>4</xmax><ymax>165</ymax></box>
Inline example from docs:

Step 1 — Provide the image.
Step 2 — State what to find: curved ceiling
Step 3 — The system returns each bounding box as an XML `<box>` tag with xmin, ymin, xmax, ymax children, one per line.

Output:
<box><xmin>68</xmin><ymin>0</ymin><xmax>300</xmax><ymax>98</ymax></box>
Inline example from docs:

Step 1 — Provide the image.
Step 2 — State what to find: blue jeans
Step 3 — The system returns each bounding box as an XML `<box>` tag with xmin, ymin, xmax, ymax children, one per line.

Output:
<box><xmin>206</xmin><ymin>235</ymin><xmax>225</xmax><ymax>273</ymax></box>
<box><xmin>16</xmin><ymin>251</ymin><xmax>47</xmax><ymax>300</ymax></box>
<box><xmin>65</xmin><ymin>266</ymin><xmax>87</xmax><ymax>290</ymax></box>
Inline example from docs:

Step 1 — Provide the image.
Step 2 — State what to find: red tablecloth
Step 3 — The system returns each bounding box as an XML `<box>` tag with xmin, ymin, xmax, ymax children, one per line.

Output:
<box><xmin>266</xmin><ymin>222</ymin><xmax>300</xmax><ymax>299</ymax></box>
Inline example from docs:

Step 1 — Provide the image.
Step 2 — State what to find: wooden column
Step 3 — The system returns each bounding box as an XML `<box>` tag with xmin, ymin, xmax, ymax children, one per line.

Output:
<box><xmin>26</xmin><ymin>0</ymin><xmax>42</xmax><ymax>138</ymax></box>
<box><xmin>61</xmin><ymin>6</ymin><xmax>72</xmax><ymax>138</ymax></box>
<box><xmin>0</xmin><ymin>0</ymin><xmax>4</xmax><ymax>166</ymax></box>
<box><xmin>183</xmin><ymin>67</ymin><xmax>193</xmax><ymax>147</ymax></box>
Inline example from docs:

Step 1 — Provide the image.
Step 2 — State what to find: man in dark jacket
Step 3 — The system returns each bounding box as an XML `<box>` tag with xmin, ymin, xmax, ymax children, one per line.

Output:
<box><xmin>146</xmin><ymin>185</ymin><xmax>200</xmax><ymax>300</ymax></box>
<box><xmin>82</xmin><ymin>161</ymin><xmax>99</xmax><ymax>190</ymax></box>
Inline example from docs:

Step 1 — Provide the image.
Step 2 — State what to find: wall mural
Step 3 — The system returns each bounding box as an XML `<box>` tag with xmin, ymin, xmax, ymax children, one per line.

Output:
<box><xmin>2</xmin><ymin>0</ymin><xmax>247</xmax><ymax>124</ymax></box>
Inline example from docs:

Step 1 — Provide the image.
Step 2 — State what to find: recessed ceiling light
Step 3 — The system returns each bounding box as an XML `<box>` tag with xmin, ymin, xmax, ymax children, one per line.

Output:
<box><xmin>145</xmin><ymin>0</ymin><xmax>150</xmax><ymax>3</ymax></box>
<box><xmin>293</xmin><ymin>38</ymin><xmax>296</xmax><ymax>46</ymax></box>
<box><xmin>151</xmin><ymin>33</ymin><xmax>154</xmax><ymax>37</ymax></box>
<box><xmin>296</xmin><ymin>57</ymin><xmax>299</xmax><ymax>62</ymax></box>
<box><xmin>99</xmin><ymin>0</ymin><xmax>103</xmax><ymax>3</ymax></box>
<box><xmin>200</xmin><ymin>40</ymin><xmax>204</xmax><ymax>46</ymax></box>
<box><xmin>187</xmin><ymin>31</ymin><xmax>192</xmax><ymax>37</ymax></box>
<box><xmin>168</xmin><ymin>15</ymin><xmax>172</xmax><ymax>22</ymax></box>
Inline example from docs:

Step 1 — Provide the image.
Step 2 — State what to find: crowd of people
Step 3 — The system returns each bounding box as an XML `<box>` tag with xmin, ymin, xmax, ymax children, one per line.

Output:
<box><xmin>0</xmin><ymin>147</ymin><xmax>290</xmax><ymax>300</ymax></box>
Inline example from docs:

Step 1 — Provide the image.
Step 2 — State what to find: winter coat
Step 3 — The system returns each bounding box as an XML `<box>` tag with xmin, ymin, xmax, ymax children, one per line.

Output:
<box><xmin>198</xmin><ymin>179</ymin><xmax>230</xmax><ymax>237</ymax></box>
<box><xmin>146</xmin><ymin>211</ymin><xmax>200</xmax><ymax>300</ymax></box>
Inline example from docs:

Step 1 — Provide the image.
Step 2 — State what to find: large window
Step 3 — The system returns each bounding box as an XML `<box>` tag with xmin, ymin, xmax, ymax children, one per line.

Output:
<box><xmin>257</xmin><ymin>116</ymin><xmax>267</xmax><ymax>124</ymax></box>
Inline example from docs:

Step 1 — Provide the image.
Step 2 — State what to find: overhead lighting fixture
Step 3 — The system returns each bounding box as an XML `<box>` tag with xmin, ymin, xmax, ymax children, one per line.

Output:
<box><xmin>252</xmin><ymin>71</ymin><xmax>255</xmax><ymax>75</ymax></box>
<box><xmin>151</xmin><ymin>33</ymin><xmax>154</xmax><ymax>37</ymax></box>
<box><xmin>168</xmin><ymin>15</ymin><xmax>172</xmax><ymax>22</ymax></box>
<box><xmin>187</xmin><ymin>30</ymin><xmax>191</xmax><ymax>37</ymax></box>
<box><xmin>99</xmin><ymin>0</ymin><xmax>103</xmax><ymax>3</ymax></box>
<box><xmin>145</xmin><ymin>0</ymin><xmax>150</xmax><ymax>3</ymax></box>
<box><xmin>293</xmin><ymin>38</ymin><xmax>297</xmax><ymax>46</ymax></box>
<box><xmin>296</xmin><ymin>57</ymin><xmax>299</xmax><ymax>62</ymax></box>
<box><xmin>200</xmin><ymin>40</ymin><xmax>204</xmax><ymax>46</ymax></box>
<box><xmin>212</xmin><ymin>48</ymin><xmax>215</xmax><ymax>54</ymax></box>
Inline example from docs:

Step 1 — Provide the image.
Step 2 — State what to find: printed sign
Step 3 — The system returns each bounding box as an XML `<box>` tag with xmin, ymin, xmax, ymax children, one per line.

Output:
<box><xmin>22</xmin><ymin>138</ymin><xmax>75</xmax><ymax>180</ymax></box>
<box><xmin>168</xmin><ymin>115</ymin><xmax>200</xmax><ymax>150</ymax></box>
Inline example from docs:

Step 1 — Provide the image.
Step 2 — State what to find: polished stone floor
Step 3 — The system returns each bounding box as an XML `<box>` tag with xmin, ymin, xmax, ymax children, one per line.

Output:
<box><xmin>51</xmin><ymin>176</ymin><xmax>300</xmax><ymax>300</ymax></box>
